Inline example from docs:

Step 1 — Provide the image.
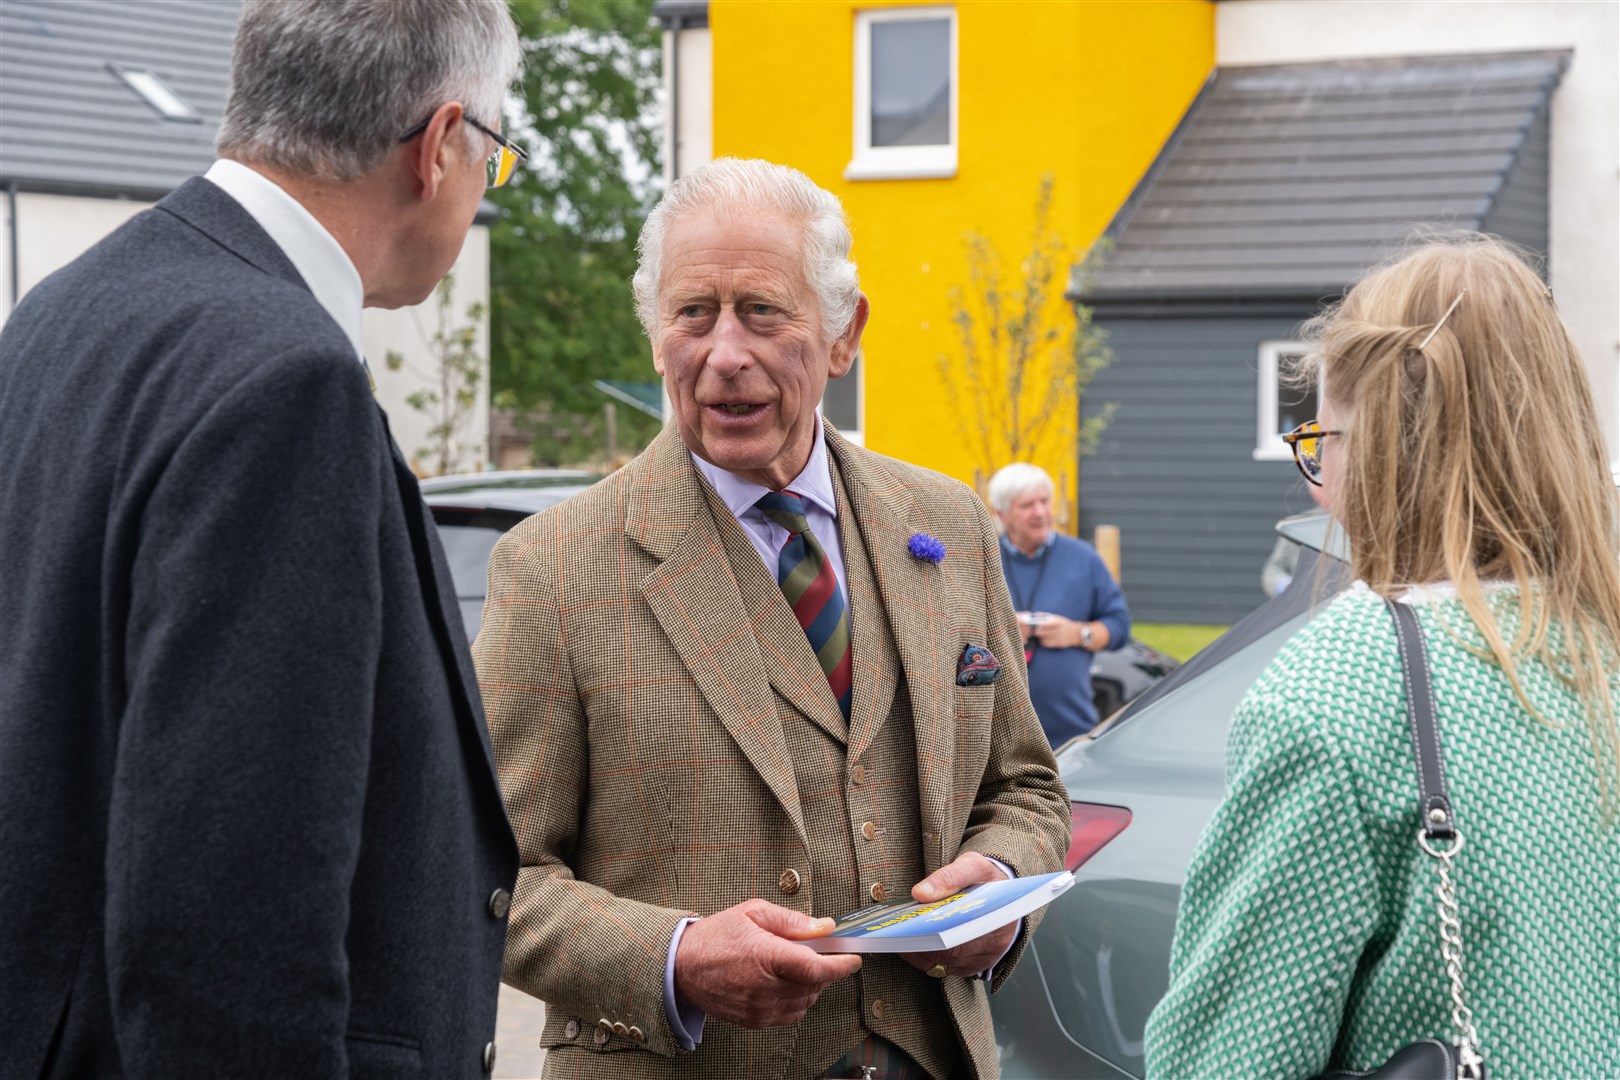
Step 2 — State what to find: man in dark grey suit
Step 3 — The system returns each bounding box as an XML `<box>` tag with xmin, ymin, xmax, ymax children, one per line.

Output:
<box><xmin>0</xmin><ymin>3</ymin><xmax>525</xmax><ymax>1076</ymax></box>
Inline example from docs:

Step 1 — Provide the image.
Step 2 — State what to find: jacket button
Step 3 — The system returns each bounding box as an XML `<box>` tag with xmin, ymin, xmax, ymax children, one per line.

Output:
<box><xmin>628</xmin><ymin>1025</ymin><xmax>645</xmax><ymax>1043</ymax></box>
<box><xmin>482</xmin><ymin>1041</ymin><xmax>496</xmax><ymax>1074</ymax></box>
<box><xmin>860</xmin><ymin>821</ymin><xmax>877</xmax><ymax>841</ymax></box>
<box><xmin>488</xmin><ymin>888</ymin><xmax>512</xmax><ymax>920</ymax></box>
<box><xmin>779</xmin><ymin>868</ymin><xmax>802</xmax><ymax>895</ymax></box>
<box><xmin>871</xmin><ymin>998</ymin><xmax>887</xmax><ymax>1019</ymax></box>
<box><xmin>869</xmin><ymin>882</ymin><xmax>887</xmax><ymax>902</ymax></box>
<box><xmin>851</xmin><ymin>764</ymin><xmax>866</xmax><ymax>785</ymax></box>
<box><xmin>593</xmin><ymin>1026</ymin><xmax>609</xmax><ymax>1046</ymax></box>
<box><xmin>612</xmin><ymin>1022</ymin><xmax>629</xmax><ymax>1038</ymax></box>
<box><xmin>564</xmin><ymin>1019</ymin><xmax>580</xmax><ymax>1039</ymax></box>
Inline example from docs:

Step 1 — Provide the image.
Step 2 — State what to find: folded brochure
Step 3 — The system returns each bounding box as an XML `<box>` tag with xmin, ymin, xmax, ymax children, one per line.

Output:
<box><xmin>806</xmin><ymin>870</ymin><xmax>1075</xmax><ymax>953</ymax></box>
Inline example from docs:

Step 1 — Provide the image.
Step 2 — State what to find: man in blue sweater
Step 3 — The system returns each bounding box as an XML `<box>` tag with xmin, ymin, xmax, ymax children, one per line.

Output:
<box><xmin>990</xmin><ymin>463</ymin><xmax>1132</xmax><ymax>747</ymax></box>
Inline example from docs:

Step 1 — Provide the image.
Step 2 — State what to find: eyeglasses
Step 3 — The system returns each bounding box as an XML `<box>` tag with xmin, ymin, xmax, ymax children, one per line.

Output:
<box><xmin>1280</xmin><ymin>420</ymin><xmax>1343</xmax><ymax>487</ymax></box>
<box><xmin>397</xmin><ymin>111</ymin><xmax>528</xmax><ymax>189</ymax></box>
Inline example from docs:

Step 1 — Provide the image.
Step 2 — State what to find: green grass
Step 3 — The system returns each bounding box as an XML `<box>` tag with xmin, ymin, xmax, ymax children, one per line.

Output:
<box><xmin>1133</xmin><ymin>623</ymin><xmax>1229</xmax><ymax>662</ymax></box>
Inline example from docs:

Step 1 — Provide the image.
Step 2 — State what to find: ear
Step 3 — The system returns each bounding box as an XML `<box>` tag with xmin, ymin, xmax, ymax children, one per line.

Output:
<box><xmin>827</xmin><ymin>293</ymin><xmax>869</xmax><ymax>379</ymax></box>
<box><xmin>651</xmin><ymin>340</ymin><xmax>666</xmax><ymax>377</ymax></box>
<box><xmin>400</xmin><ymin>101</ymin><xmax>465</xmax><ymax>202</ymax></box>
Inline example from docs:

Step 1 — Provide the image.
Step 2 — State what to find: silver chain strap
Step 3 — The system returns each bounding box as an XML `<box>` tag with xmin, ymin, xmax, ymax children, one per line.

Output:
<box><xmin>1417</xmin><ymin>826</ymin><xmax>1485</xmax><ymax>1080</ymax></box>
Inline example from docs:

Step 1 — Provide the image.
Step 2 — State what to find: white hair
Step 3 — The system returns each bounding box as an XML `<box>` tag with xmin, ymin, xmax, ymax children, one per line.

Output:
<box><xmin>987</xmin><ymin>462</ymin><xmax>1054</xmax><ymax>516</ymax></box>
<box><xmin>632</xmin><ymin>157</ymin><xmax>860</xmax><ymax>342</ymax></box>
<box><xmin>217</xmin><ymin>0</ymin><xmax>522</xmax><ymax>182</ymax></box>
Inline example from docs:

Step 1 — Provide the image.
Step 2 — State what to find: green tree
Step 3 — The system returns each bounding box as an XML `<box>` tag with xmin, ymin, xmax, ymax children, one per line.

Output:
<box><xmin>936</xmin><ymin>175</ymin><xmax>1116</xmax><ymax>474</ymax></box>
<box><xmin>489</xmin><ymin>0</ymin><xmax>664</xmax><ymax>466</ymax></box>
<box><xmin>385</xmin><ymin>273</ymin><xmax>485</xmax><ymax>477</ymax></box>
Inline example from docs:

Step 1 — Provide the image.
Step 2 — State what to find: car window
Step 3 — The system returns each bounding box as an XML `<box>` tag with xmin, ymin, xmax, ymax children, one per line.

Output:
<box><xmin>436</xmin><ymin>524</ymin><xmax>507</xmax><ymax>602</ymax></box>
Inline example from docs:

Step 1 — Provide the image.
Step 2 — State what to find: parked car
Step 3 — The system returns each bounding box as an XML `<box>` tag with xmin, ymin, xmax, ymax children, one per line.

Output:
<box><xmin>421</xmin><ymin>469</ymin><xmax>602</xmax><ymax>637</ymax></box>
<box><xmin>991</xmin><ymin>511</ymin><xmax>1346</xmax><ymax>1079</ymax></box>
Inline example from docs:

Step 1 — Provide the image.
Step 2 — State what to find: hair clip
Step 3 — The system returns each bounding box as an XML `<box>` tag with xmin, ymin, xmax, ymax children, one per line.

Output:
<box><xmin>1417</xmin><ymin>289</ymin><xmax>1467</xmax><ymax>350</ymax></box>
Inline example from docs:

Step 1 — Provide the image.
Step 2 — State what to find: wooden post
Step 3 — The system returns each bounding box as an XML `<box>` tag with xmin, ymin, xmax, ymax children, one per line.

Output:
<box><xmin>1095</xmin><ymin>524</ymin><xmax>1121</xmax><ymax>582</ymax></box>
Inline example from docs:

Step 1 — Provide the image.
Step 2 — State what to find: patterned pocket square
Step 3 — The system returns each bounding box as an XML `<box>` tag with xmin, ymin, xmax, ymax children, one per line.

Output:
<box><xmin>956</xmin><ymin>643</ymin><xmax>1001</xmax><ymax>686</ymax></box>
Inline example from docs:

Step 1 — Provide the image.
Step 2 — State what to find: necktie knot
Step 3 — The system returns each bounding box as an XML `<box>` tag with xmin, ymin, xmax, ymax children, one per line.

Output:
<box><xmin>756</xmin><ymin>490</ymin><xmax>810</xmax><ymax>536</ymax></box>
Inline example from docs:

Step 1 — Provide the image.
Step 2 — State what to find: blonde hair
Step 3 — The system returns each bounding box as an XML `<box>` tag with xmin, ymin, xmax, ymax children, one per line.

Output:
<box><xmin>1300</xmin><ymin>233</ymin><xmax>1620</xmax><ymax>799</ymax></box>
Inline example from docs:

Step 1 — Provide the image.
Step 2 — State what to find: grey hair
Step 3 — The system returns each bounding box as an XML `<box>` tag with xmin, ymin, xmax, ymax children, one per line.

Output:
<box><xmin>217</xmin><ymin>0</ymin><xmax>522</xmax><ymax>182</ymax></box>
<box><xmin>632</xmin><ymin>158</ymin><xmax>860</xmax><ymax>342</ymax></box>
<box><xmin>987</xmin><ymin>462</ymin><xmax>1054</xmax><ymax>516</ymax></box>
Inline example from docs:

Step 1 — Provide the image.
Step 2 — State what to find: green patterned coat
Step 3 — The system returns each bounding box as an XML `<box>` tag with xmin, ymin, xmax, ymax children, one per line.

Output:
<box><xmin>1144</xmin><ymin>583</ymin><xmax>1620</xmax><ymax>1079</ymax></box>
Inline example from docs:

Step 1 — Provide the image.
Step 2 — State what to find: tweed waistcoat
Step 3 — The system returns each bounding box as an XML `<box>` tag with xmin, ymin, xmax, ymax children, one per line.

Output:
<box><xmin>744</xmin><ymin>458</ymin><xmax>957</xmax><ymax>1080</ymax></box>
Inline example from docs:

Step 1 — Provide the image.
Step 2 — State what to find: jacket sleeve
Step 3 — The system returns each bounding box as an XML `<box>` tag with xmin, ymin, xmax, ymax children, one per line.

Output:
<box><xmin>108</xmin><ymin>352</ymin><xmax>382</xmax><ymax>1079</ymax></box>
<box><xmin>957</xmin><ymin>499</ymin><xmax>1074</xmax><ymax>991</ymax></box>
<box><xmin>475</xmin><ymin>524</ymin><xmax>693</xmax><ymax>1058</ymax></box>
<box><xmin>1087</xmin><ymin>545</ymin><xmax>1132</xmax><ymax>651</ymax></box>
<box><xmin>1143</xmin><ymin>685</ymin><xmax>1378</xmax><ymax>1079</ymax></box>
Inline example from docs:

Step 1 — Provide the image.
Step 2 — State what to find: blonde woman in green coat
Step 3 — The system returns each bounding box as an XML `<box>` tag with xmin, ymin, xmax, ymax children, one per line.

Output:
<box><xmin>1145</xmin><ymin>235</ymin><xmax>1620</xmax><ymax>1079</ymax></box>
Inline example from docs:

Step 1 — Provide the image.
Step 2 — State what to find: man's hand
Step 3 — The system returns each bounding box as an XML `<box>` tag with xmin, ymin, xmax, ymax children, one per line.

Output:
<box><xmin>1034</xmin><ymin>615</ymin><xmax>1106</xmax><ymax>652</ymax></box>
<box><xmin>674</xmin><ymin>900</ymin><xmax>862</xmax><ymax>1029</ymax></box>
<box><xmin>899</xmin><ymin>852</ymin><xmax>1016</xmax><ymax>978</ymax></box>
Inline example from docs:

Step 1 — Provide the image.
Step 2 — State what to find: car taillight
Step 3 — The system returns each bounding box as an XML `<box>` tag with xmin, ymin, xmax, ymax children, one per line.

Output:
<box><xmin>1065</xmin><ymin>802</ymin><xmax>1131</xmax><ymax>871</ymax></box>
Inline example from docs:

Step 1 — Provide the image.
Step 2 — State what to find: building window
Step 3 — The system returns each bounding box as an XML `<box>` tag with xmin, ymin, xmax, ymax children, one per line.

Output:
<box><xmin>109</xmin><ymin>64</ymin><xmax>202</xmax><ymax>123</ymax></box>
<box><xmin>844</xmin><ymin>7</ymin><xmax>956</xmax><ymax>182</ymax></box>
<box><xmin>822</xmin><ymin>350</ymin><xmax>863</xmax><ymax>444</ymax></box>
<box><xmin>1254</xmin><ymin>340</ymin><xmax>1314</xmax><ymax>461</ymax></box>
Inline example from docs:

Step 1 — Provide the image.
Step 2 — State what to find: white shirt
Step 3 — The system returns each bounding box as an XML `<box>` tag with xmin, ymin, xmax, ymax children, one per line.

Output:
<box><xmin>202</xmin><ymin>159</ymin><xmax>366</xmax><ymax>363</ymax></box>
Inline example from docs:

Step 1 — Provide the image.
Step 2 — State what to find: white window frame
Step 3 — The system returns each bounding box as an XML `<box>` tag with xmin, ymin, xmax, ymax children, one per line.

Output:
<box><xmin>1254</xmin><ymin>339</ymin><xmax>1314</xmax><ymax>461</ymax></box>
<box><xmin>844</xmin><ymin>6</ymin><xmax>957</xmax><ymax>182</ymax></box>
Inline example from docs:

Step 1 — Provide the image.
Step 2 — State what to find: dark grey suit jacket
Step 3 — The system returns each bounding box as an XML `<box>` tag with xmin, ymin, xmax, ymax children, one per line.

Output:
<box><xmin>0</xmin><ymin>178</ymin><xmax>518</xmax><ymax>1079</ymax></box>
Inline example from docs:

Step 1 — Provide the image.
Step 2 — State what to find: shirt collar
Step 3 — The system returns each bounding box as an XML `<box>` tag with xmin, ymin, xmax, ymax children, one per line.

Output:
<box><xmin>202</xmin><ymin>159</ymin><xmax>366</xmax><ymax>363</ymax></box>
<box><xmin>1000</xmin><ymin>532</ymin><xmax>1056</xmax><ymax>561</ymax></box>
<box><xmin>690</xmin><ymin>421</ymin><xmax>837</xmax><ymax>522</ymax></box>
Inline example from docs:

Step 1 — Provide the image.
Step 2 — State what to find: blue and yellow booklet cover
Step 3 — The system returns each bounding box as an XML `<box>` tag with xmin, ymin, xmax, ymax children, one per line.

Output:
<box><xmin>807</xmin><ymin>871</ymin><xmax>1075</xmax><ymax>953</ymax></box>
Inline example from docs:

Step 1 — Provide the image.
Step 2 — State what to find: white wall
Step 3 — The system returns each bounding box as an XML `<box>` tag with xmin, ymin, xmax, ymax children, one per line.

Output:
<box><xmin>1217</xmin><ymin>0</ymin><xmax>1620</xmax><ymax>465</ymax></box>
<box><xmin>661</xmin><ymin>24</ymin><xmax>713</xmax><ymax>184</ymax></box>
<box><xmin>1</xmin><ymin>190</ymin><xmax>491</xmax><ymax>474</ymax></box>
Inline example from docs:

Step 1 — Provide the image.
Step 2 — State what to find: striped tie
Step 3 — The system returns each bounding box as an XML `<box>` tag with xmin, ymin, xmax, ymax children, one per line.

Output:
<box><xmin>756</xmin><ymin>490</ymin><xmax>852</xmax><ymax>717</ymax></box>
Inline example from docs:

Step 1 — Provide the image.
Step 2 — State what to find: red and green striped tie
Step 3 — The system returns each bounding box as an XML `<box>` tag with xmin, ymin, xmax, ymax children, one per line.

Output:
<box><xmin>756</xmin><ymin>490</ymin><xmax>853</xmax><ymax>717</ymax></box>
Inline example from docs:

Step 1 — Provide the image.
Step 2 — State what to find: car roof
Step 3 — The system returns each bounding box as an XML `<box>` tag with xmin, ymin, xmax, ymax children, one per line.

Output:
<box><xmin>419</xmin><ymin>469</ymin><xmax>603</xmax><ymax>515</ymax></box>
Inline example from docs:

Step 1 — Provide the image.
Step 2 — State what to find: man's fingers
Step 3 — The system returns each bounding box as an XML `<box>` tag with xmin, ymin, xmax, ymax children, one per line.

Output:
<box><xmin>912</xmin><ymin>851</ymin><xmax>1000</xmax><ymax>902</ymax></box>
<box><xmin>770</xmin><ymin>944</ymin><xmax>862</xmax><ymax>987</ymax></box>
<box><xmin>748</xmin><ymin>902</ymin><xmax>836</xmax><ymax>941</ymax></box>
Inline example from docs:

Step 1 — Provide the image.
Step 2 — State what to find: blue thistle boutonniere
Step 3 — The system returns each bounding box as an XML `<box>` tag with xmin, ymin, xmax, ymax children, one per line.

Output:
<box><xmin>908</xmin><ymin>533</ymin><xmax>945</xmax><ymax>564</ymax></box>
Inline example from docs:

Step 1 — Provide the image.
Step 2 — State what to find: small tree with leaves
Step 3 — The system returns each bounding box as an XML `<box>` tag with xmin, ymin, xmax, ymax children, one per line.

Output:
<box><xmin>386</xmin><ymin>272</ymin><xmax>485</xmax><ymax>476</ymax></box>
<box><xmin>937</xmin><ymin>175</ymin><xmax>1116</xmax><ymax>477</ymax></box>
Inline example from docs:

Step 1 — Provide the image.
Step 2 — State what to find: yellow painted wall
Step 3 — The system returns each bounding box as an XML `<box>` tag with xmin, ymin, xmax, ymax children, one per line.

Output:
<box><xmin>710</xmin><ymin>0</ymin><xmax>1213</xmax><ymax>507</ymax></box>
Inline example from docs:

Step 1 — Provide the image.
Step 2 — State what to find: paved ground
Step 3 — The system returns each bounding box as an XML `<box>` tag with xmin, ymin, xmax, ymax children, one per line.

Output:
<box><xmin>494</xmin><ymin>984</ymin><xmax>548</xmax><ymax>1079</ymax></box>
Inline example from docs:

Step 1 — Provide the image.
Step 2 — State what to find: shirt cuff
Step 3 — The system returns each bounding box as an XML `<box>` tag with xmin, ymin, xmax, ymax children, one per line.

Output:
<box><xmin>665</xmin><ymin>917</ymin><xmax>706</xmax><ymax>1050</ymax></box>
<box><xmin>981</xmin><ymin>857</ymin><xmax>1019</xmax><ymax>981</ymax></box>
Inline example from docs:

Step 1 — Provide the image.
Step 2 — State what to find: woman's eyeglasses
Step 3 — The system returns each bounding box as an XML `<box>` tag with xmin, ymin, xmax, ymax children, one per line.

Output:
<box><xmin>1280</xmin><ymin>420</ymin><xmax>1342</xmax><ymax>487</ymax></box>
<box><xmin>397</xmin><ymin>112</ymin><xmax>528</xmax><ymax>189</ymax></box>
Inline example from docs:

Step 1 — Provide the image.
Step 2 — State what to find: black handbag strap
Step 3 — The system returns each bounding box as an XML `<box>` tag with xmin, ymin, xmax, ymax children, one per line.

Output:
<box><xmin>1385</xmin><ymin>598</ymin><xmax>1456</xmax><ymax>840</ymax></box>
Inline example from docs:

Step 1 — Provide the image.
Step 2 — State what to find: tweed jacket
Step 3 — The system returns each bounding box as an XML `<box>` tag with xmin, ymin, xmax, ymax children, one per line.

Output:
<box><xmin>0</xmin><ymin>178</ymin><xmax>517</xmax><ymax>1079</ymax></box>
<box><xmin>1145</xmin><ymin>583</ymin><xmax>1620</xmax><ymax>1079</ymax></box>
<box><xmin>477</xmin><ymin>423</ymin><xmax>1071</xmax><ymax>1080</ymax></box>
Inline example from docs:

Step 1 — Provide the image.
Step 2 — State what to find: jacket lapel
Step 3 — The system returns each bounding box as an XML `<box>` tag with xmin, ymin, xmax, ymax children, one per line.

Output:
<box><xmin>629</xmin><ymin>429</ymin><xmax>809</xmax><ymax>847</ymax></box>
<box><xmin>827</xmin><ymin>453</ymin><xmax>898</xmax><ymax>756</ymax></box>
<box><xmin>824</xmin><ymin>426</ymin><xmax>954</xmax><ymax>846</ymax></box>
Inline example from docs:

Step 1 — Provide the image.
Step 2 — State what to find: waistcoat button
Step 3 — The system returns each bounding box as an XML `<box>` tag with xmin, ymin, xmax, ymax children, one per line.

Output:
<box><xmin>870</xmin><ymin>882</ymin><xmax>887</xmax><ymax>902</ymax></box>
<box><xmin>860</xmin><ymin>821</ymin><xmax>877</xmax><ymax>841</ymax></box>
<box><xmin>779</xmin><ymin>868</ymin><xmax>802</xmax><ymax>895</ymax></box>
<box><xmin>851</xmin><ymin>764</ymin><xmax>866</xmax><ymax>785</ymax></box>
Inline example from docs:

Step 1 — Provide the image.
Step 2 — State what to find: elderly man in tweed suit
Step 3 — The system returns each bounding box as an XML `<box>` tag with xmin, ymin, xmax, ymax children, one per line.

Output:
<box><xmin>476</xmin><ymin>158</ymin><xmax>1070</xmax><ymax>1080</ymax></box>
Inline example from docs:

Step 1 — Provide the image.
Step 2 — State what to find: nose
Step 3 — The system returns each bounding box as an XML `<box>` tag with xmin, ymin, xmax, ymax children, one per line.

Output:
<box><xmin>706</xmin><ymin>309</ymin><xmax>751</xmax><ymax>378</ymax></box>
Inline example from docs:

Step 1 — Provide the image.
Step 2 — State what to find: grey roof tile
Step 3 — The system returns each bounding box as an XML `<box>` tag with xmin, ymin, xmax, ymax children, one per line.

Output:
<box><xmin>0</xmin><ymin>0</ymin><xmax>240</xmax><ymax>199</ymax></box>
<box><xmin>1081</xmin><ymin>50</ymin><xmax>1569</xmax><ymax>303</ymax></box>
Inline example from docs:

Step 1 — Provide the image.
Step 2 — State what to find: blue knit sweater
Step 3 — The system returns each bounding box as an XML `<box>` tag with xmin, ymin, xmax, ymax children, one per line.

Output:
<box><xmin>1000</xmin><ymin>533</ymin><xmax>1131</xmax><ymax>746</ymax></box>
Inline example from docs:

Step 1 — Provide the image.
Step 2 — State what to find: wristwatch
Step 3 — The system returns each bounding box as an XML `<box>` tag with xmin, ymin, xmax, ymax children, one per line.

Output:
<box><xmin>1079</xmin><ymin>623</ymin><xmax>1095</xmax><ymax>649</ymax></box>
